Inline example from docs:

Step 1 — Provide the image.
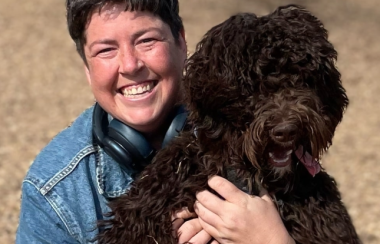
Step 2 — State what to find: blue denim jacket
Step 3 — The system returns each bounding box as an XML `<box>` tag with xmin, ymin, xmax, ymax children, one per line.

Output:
<box><xmin>16</xmin><ymin>106</ymin><xmax>134</xmax><ymax>243</ymax></box>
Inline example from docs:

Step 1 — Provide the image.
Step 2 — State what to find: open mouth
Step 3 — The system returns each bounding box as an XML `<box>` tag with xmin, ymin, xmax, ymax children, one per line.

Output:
<box><xmin>267</xmin><ymin>144</ymin><xmax>321</xmax><ymax>176</ymax></box>
<box><xmin>120</xmin><ymin>80</ymin><xmax>157</xmax><ymax>98</ymax></box>
<box><xmin>268</xmin><ymin>146</ymin><xmax>294</xmax><ymax>167</ymax></box>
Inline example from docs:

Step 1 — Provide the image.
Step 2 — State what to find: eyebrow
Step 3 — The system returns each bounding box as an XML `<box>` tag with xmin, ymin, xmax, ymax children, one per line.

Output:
<box><xmin>130</xmin><ymin>27</ymin><xmax>163</xmax><ymax>40</ymax></box>
<box><xmin>88</xmin><ymin>39</ymin><xmax>118</xmax><ymax>50</ymax></box>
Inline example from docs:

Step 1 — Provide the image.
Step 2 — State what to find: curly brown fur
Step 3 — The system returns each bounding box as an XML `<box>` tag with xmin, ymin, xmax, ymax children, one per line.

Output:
<box><xmin>97</xmin><ymin>5</ymin><xmax>361</xmax><ymax>244</ymax></box>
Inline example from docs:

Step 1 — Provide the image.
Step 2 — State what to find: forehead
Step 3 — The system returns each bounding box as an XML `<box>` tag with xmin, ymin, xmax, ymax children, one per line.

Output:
<box><xmin>84</xmin><ymin>3</ymin><xmax>165</xmax><ymax>38</ymax></box>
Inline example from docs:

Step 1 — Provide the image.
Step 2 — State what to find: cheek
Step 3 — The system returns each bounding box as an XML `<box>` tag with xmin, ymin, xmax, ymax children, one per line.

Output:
<box><xmin>153</xmin><ymin>44</ymin><xmax>185</xmax><ymax>75</ymax></box>
<box><xmin>89</xmin><ymin>60</ymin><xmax>119</xmax><ymax>89</ymax></box>
<box><xmin>150</xmin><ymin>48</ymin><xmax>184</xmax><ymax>89</ymax></box>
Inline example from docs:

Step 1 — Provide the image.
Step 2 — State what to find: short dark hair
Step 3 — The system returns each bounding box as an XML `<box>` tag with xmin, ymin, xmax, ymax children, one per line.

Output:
<box><xmin>66</xmin><ymin>0</ymin><xmax>183</xmax><ymax>64</ymax></box>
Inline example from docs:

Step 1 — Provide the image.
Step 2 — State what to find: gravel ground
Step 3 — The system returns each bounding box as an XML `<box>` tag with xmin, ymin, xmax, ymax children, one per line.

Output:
<box><xmin>0</xmin><ymin>0</ymin><xmax>379</xmax><ymax>243</ymax></box>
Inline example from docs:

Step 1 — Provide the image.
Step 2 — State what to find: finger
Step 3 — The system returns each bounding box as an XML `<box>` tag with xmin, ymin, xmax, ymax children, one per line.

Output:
<box><xmin>177</xmin><ymin>218</ymin><xmax>202</xmax><ymax>243</ymax></box>
<box><xmin>259</xmin><ymin>187</ymin><xmax>275</xmax><ymax>205</ymax></box>
<box><xmin>258</xmin><ymin>186</ymin><xmax>269</xmax><ymax>197</ymax></box>
<box><xmin>194</xmin><ymin>200</ymin><xmax>221</xmax><ymax>228</ymax></box>
<box><xmin>172</xmin><ymin>218</ymin><xmax>184</xmax><ymax>238</ymax></box>
<box><xmin>210</xmin><ymin>240</ymin><xmax>220</xmax><ymax>244</ymax></box>
<box><xmin>196</xmin><ymin>189</ymin><xmax>226</xmax><ymax>216</ymax></box>
<box><xmin>207</xmin><ymin>176</ymin><xmax>246</xmax><ymax>204</ymax></box>
<box><xmin>188</xmin><ymin>229</ymin><xmax>213</xmax><ymax>244</ymax></box>
<box><xmin>172</xmin><ymin>207</ymin><xmax>197</xmax><ymax>221</ymax></box>
<box><xmin>196</xmin><ymin>212</ymin><xmax>221</xmax><ymax>242</ymax></box>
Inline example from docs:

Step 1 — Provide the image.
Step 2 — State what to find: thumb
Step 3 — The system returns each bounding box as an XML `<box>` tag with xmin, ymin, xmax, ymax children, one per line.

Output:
<box><xmin>259</xmin><ymin>187</ymin><xmax>275</xmax><ymax>204</ymax></box>
<box><xmin>208</xmin><ymin>175</ymin><xmax>246</xmax><ymax>204</ymax></box>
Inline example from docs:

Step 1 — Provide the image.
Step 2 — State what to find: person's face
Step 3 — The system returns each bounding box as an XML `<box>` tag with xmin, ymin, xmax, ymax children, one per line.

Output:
<box><xmin>84</xmin><ymin>3</ymin><xmax>187</xmax><ymax>134</ymax></box>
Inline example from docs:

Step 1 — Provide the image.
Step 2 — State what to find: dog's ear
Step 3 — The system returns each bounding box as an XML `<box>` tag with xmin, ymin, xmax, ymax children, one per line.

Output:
<box><xmin>183</xmin><ymin>5</ymin><xmax>348</xmax><ymax>132</ymax></box>
<box><xmin>183</xmin><ymin>13</ymin><xmax>260</xmax><ymax>128</ymax></box>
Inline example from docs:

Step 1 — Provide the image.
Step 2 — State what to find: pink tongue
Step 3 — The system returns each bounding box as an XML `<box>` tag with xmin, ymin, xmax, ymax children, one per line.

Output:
<box><xmin>295</xmin><ymin>146</ymin><xmax>321</xmax><ymax>177</ymax></box>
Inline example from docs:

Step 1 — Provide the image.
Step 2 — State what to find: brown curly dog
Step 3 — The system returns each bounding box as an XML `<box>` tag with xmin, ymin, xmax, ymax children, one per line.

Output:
<box><xmin>97</xmin><ymin>5</ymin><xmax>361</xmax><ymax>244</ymax></box>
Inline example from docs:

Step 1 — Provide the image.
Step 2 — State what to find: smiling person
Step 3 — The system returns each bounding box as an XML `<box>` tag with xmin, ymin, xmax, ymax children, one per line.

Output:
<box><xmin>16</xmin><ymin>1</ymin><xmax>294</xmax><ymax>244</ymax></box>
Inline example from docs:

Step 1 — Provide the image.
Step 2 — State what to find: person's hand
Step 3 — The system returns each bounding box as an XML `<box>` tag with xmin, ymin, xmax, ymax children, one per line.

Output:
<box><xmin>194</xmin><ymin>176</ymin><xmax>295</xmax><ymax>244</ymax></box>
<box><xmin>172</xmin><ymin>207</ymin><xmax>219</xmax><ymax>244</ymax></box>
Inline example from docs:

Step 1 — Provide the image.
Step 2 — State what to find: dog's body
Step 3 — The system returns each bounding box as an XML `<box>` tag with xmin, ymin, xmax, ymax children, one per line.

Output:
<box><xmin>98</xmin><ymin>5</ymin><xmax>361</xmax><ymax>244</ymax></box>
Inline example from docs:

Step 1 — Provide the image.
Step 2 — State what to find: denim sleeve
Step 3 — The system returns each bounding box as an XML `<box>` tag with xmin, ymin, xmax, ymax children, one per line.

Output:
<box><xmin>16</xmin><ymin>181</ymin><xmax>78</xmax><ymax>244</ymax></box>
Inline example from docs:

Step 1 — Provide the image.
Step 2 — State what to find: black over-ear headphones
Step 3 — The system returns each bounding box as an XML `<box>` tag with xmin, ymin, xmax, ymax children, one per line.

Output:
<box><xmin>92</xmin><ymin>102</ymin><xmax>187</xmax><ymax>172</ymax></box>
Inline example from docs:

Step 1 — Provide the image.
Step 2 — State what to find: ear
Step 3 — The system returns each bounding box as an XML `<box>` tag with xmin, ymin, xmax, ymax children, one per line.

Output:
<box><xmin>84</xmin><ymin>64</ymin><xmax>92</xmax><ymax>86</ymax></box>
<box><xmin>179</xmin><ymin>28</ymin><xmax>187</xmax><ymax>54</ymax></box>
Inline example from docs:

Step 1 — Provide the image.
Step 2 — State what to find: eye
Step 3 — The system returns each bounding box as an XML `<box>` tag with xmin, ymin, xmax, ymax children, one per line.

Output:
<box><xmin>97</xmin><ymin>48</ymin><xmax>114</xmax><ymax>54</ymax></box>
<box><xmin>136</xmin><ymin>37</ymin><xmax>158</xmax><ymax>51</ymax></box>
<box><xmin>140</xmin><ymin>38</ymin><xmax>156</xmax><ymax>44</ymax></box>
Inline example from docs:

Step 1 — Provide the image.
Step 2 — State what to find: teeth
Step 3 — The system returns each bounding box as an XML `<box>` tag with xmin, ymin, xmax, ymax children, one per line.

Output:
<box><xmin>273</xmin><ymin>156</ymin><xmax>290</xmax><ymax>164</ymax></box>
<box><xmin>122</xmin><ymin>81</ymin><xmax>154</xmax><ymax>97</ymax></box>
<box><xmin>269</xmin><ymin>150</ymin><xmax>293</xmax><ymax>162</ymax></box>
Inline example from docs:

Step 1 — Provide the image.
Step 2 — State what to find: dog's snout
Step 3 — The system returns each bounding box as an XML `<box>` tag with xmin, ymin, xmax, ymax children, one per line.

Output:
<box><xmin>272</xmin><ymin>123</ymin><xmax>298</xmax><ymax>143</ymax></box>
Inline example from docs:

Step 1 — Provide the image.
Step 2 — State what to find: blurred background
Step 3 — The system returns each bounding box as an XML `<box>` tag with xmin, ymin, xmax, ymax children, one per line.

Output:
<box><xmin>0</xmin><ymin>0</ymin><xmax>379</xmax><ymax>243</ymax></box>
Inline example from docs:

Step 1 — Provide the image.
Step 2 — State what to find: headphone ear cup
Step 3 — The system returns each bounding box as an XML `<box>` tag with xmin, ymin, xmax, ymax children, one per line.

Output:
<box><xmin>101</xmin><ymin>136</ymin><xmax>136</xmax><ymax>171</ymax></box>
<box><xmin>107</xmin><ymin>119</ymin><xmax>155</xmax><ymax>168</ymax></box>
<box><xmin>92</xmin><ymin>103</ymin><xmax>188</xmax><ymax>172</ymax></box>
<box><xmin>92</xmin><ymin>103</ymin><xmax>153</xmax><ymax>172</ymax></box>
<box><xmin>162</xmin><ymin>106</ymin><xmax>188</xmax><ymax>147</ymax></box>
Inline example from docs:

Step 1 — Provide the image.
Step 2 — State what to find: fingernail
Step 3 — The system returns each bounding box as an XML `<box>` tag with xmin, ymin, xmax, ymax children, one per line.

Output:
<box><xmin>193</xmin><ymin>201</ymin><xmax>199</xmax><ymax>210</ymax></box>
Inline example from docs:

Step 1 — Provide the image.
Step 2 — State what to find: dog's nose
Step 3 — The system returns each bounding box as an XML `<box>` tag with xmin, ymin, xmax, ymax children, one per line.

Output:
<box><xmin>272</xmin><ymin>123</ymin><xmax>298</xmax><ymax>143</ymax></box>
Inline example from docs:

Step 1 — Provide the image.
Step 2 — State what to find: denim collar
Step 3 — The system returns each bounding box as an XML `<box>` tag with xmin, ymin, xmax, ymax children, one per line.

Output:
<box><xmin>95</xmin><ymin>146</ymin><xmax>133</xmax><ymax>199</ymax></box>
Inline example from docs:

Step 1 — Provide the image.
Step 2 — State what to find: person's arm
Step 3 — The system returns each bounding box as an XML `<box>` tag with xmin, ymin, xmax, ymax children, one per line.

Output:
<box><xmin>16</xmin><ymin>182</ymin><xmax>79</xmax><ymax>244</ymax></box>
<box><xmin>194</xmin><ymin>176</ymin><xmax>295</xmax><ymax>244</ymax></box>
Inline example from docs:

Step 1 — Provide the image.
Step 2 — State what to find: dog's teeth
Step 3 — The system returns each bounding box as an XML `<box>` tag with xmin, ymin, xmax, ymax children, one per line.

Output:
<box><xmin>273</xmin><ymin>156</ymin><xmax>290</xmax><ymax>164</ymax></box>
<box><xmin>270</xmin><ymin>150</ymin><xmax>292</xmax><ymax>159</ymax></box>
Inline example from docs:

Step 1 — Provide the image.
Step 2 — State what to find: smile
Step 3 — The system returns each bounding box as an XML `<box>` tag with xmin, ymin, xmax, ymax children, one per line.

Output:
<box><xmin>120</xmin><ymin>81</ymin><xmax>157</xmax><ymax>97</ymax></box>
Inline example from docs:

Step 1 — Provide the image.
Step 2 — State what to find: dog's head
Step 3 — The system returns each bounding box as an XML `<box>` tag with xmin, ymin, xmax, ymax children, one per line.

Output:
<box><xmin>184</xmin><ymin>5</ymin><xmax>348</xmax><ymax>182</ymax></box>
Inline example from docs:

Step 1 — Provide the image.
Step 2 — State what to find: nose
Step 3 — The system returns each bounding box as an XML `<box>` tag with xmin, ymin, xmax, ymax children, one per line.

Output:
<box><xmin>119</xmin><ymin>47</ymin><xmax>143</xmax><ymax>75</ymax></box>
<box><xmin>271</xmin><ymin>123</ymin><xmax>298</xmax><ymax>143</ymax></box>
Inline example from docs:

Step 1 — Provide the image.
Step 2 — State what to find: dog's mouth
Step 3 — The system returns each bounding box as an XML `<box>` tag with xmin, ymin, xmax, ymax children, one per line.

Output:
<box><xmin>268</xmin><ymin>146</ymin><xmax>293</xmax><ymax>167</ymax></box>
<box><xmin>267</xmin><ymin>145</ymin><xmax>321</xmax><ymax>176</ymax></box>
